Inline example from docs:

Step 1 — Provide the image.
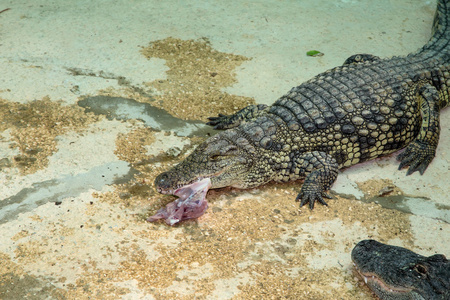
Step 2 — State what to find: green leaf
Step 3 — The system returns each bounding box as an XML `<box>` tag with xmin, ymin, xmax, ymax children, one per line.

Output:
<box><xmin>306</xmin><ymin>50</ymin><xmax>324</xmax><ymax>57</ymax></box>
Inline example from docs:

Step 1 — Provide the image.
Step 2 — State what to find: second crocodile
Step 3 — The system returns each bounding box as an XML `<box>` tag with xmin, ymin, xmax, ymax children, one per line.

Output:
<box><xmin>352</xmin><ymin>240</ymin><xmax>450</xmax><ymax>300</ymax></box>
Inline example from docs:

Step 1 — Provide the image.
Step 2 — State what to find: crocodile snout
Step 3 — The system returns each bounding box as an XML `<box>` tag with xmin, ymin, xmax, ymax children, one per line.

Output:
<box><xmin>154</xmin><ymin>172</ymin><xmax>172</xmax><ymax>192</ymax></box>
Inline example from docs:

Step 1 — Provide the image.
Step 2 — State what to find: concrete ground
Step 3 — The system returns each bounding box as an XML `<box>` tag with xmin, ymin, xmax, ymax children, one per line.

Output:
<box><xmin>0</xmin><ymin>0</ymin><xmax>448</xmax><ymax>299</ymax></box>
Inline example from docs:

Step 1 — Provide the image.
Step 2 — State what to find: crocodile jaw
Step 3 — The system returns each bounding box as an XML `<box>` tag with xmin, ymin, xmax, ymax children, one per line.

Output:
<box><xmin>352</xmin><ymin>263</ymin><xmax>414</xmax><ymax>297</ymax></box>
<box><xmin>155</xmin><ymin>168</ymin><xmax>226</xmax><ymax>195</ymax></box>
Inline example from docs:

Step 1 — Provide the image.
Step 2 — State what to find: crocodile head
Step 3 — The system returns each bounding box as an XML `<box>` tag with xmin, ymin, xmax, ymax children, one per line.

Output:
<box><xmin>352</xmin><ymin>239</ymin><xmax>450</xmax><ymax>300</ymax></box>
<box><xmin>155</xmin><ymin>129</ymin><xmax>259</xmax><ymax>195</ymax></box>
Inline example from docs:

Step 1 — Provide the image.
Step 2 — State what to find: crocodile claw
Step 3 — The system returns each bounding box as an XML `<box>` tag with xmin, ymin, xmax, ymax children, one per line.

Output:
<box><xmin>296</xmin><ymin>190</ymin><xmax>333</xmax><ymax>210</ymax></box>
<box><xmin>397</xmin><ymin>140</ymin><xmax>435</xmax><ymax>175</ymax></box>
<box><xmin>206</xmin><ymin>114</ymin><xmax>232</xmax><ymax>130</ymax></box>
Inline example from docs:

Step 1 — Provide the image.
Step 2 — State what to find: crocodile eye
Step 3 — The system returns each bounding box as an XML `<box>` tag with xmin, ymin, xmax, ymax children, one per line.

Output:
<box><xmin>222</xmin><ymin>146</ymin><xmax>238</xmax><ymax>155</ymax></box>
<box><xmin>414</xmin><ymin>264</ymin><xmax>428</xmax><ymax>275</ymax></box>
<box><xmin>210</xmin><ymin>146</ymin><xmax>237</xmax><ymax>160</ymax></box>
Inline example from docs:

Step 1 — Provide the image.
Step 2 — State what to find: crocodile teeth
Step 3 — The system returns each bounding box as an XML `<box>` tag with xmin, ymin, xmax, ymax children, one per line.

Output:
<box><xmin>364</xmin><ymin>276</ymin><xmax>368</xmax><ymax>284</ymax></box>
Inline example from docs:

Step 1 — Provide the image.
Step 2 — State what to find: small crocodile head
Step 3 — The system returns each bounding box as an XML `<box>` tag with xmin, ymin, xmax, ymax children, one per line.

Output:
<box><xmin>352</xmin><ymin>239</ymin><xmax>450</xmax><ymax>300</ymax></box>
<box><xmin>155</xmin><ymin>130</ymin><xmax>259</xmax><ymax>195</ymax></box>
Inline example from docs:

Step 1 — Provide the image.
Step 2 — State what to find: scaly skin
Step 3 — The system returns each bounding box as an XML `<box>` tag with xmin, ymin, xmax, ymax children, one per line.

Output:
<box><xmin>352</xmin><ymin>240</ymin><xmax>450</xmax><ymax>300</ymax></box>
<box><xmin>155</xmin><ymin>0</ymin><xmax>450</xmax><ymax>209</ymax></box>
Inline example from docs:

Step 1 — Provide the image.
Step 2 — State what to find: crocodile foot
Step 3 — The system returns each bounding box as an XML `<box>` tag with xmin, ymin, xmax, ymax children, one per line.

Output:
<box><xmin>296</xmin><ymin>184</ymin><xmax>333</xmax><ymax>210</ymax></box>
<box><xmin>207</xmin><ymin>104</ymin><xmax>268</xmax><ymax>129</ymax></box>
<box><xmin>206</xmin><ymin>113</ymin><xmax>233</xmax><ymax>130</ymax></box>
<box><xmin>397</xmin><ymin>140</ymin><xmax>436</xmax><ymax>175</ymax></box>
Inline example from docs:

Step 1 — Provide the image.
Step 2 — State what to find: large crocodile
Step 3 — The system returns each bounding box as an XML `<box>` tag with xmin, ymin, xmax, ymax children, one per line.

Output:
<box><xmin>352</xmin><ymin>240</ymin><xmax>450</xmax><ymax>300</ymax></box>
<box><xmin>150</xmin><ymin>0</ymin><xmax>450</xmax><ymax>224</ymax></box>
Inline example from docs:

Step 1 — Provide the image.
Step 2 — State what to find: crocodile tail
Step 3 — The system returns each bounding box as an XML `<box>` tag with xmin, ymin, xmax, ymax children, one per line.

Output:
<box><xmin>418</xmin><ymin>0</ymin><xmax>450</xmax><ymax>58</ymax></box>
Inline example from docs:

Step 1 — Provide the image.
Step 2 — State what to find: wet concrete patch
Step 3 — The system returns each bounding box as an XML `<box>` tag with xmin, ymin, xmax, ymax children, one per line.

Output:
<box><xmin>361</xmin><ymin>195</ymin><xmax>450</xmax><ymax>224</ymax></box>
<box><xmin>0</xmin><ymin>161</ymin><xmax>133</xmax><ymax>224</ymax></box>
<box><xmin>78</xmin><ymin>96</ymin><xmax>215</xmax><ymax>137</ymax></box>
<box><xmin>355</xmin><ymin>178</ymin><xmax>450</xmax><ymax>223</ymax></box>
<box><xmin>0</xmin><ymin>257</ymin><xmax>65</xmax><ymax>300</ymax></box>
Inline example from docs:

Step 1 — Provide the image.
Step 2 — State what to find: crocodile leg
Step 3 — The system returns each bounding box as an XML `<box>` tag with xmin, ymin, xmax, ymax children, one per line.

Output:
<box><xmin>397</xmin><ymin>83</ymin><xmax>441</xmax><ymax>175</ymax></box>
<box><xmin>343</xmin><ymin>54</ymin><xmax>380</xmax><ymax>65</ymax></box>
<box><xmin>295</xmin><ymin>151</ymin><xmax>339</xmax><ymax>209</ymax></box>
<box><xmin>206</xmin><ymin>104</ymin><xmax>268</xmax><ymax>129</ymax></box>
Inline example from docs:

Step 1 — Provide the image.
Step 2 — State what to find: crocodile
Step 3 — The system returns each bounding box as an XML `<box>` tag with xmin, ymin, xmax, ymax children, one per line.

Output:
<box><xmin>151</xmin><ymin>0</ymin><xmax>450</xmax><ymax>223</ymax></box>
<box><xmin>352</xmin><ymin>239</ymin><xmax>450</xmax><ymax>300</ymax></box>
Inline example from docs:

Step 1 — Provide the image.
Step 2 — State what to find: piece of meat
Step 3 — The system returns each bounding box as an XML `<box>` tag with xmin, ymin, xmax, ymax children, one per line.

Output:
<box><xmin>147</xmin><ymin>178</ymin><xmax>211</xmax><ymax>225</ymax></box>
